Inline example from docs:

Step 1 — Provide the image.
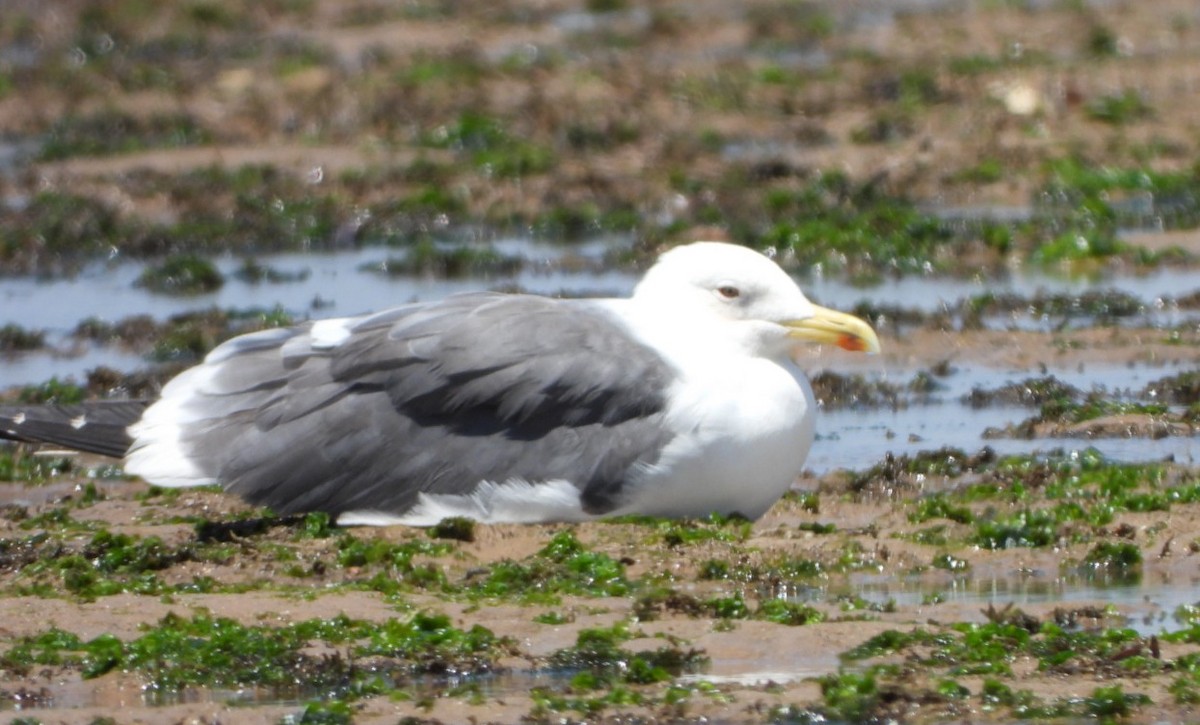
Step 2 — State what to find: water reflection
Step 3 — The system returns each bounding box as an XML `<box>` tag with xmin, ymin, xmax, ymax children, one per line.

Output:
<box><xmin>815</xmin><ymin>572</ymin><xmax>1200</xmax><ymax>638</ymax></box>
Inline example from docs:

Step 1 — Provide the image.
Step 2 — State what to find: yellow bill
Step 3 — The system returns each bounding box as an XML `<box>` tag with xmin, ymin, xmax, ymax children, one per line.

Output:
<box><xmin>786</xmin><ymin>304</ymin><xmax>881</xmax><ymax>353</ymax></box>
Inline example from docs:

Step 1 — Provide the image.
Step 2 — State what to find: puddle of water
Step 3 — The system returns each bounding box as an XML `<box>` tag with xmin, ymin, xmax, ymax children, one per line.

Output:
<box><xmin>0</xmin><ymin>237</ymin><xmax>634</xmax><ymax>332</ymax></box>
<box><xmin>1</xmin><ymin>346</ymin><xmax>147</xmax><ymax>390</ymax></box>
<box><xmin>808</xmin><ymin>406</ymin><xmax>1198</xmax><ymax>474</ymax></box>
<box><xmin>0</xmin><ymin>238</ymin><xmax>637</xmax><ymax>388</ymax></box>
<box><xmin>820</xmin><ymin>573</ymin><xmax>1200</xmax><ymax>638</ymax></box>
<box><xmin>804</xmin><ymin>360</ymin><xmax>1200</xmax><ymax>473</ymax></box>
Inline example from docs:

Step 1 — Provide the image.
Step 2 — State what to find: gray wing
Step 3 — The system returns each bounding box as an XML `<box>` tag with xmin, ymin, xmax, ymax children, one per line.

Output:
<box><xmin>165</xmin><ymin>292</ymin><xmax>677</xmax><ymax>517</ymax></box>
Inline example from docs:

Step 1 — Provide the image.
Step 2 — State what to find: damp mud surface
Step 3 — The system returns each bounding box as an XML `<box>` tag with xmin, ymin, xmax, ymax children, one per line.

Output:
<box><xmin>4</xmin><ymin>0</ymin><xmax>1200</xmax><ymax>723</ymax></box>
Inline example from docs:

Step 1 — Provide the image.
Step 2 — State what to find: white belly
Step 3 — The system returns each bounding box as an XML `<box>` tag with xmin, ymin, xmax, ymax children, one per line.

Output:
<box><xmin>614</xmin><ymin>356</ymin><xmax>815</xmax><ymax>519</ymax></box>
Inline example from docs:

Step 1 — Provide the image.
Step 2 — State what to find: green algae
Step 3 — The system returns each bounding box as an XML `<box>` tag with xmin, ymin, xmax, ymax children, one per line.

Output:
<box><xmin>471</xmin><ymin>530</ymin><xmax>630</xmax><ymax>603</ymax></box>
<box><xmin>137</xmin><ymin>254</ymin><xmax>225</xmax><ymax>295</ymax></box>
<box><xmin>1</xmin><ymin>609</ymin><xmax>506</xmax><ymax>691</ymax></box>
<box><xmin>545</xmin><ymin>622</ymin><xmax>707</xmax><ymax>687</ymax></box>
<box><xmin>757</xmin><ymin>598</ymin><xmax>824</xmax><ymax>626</ymax></box>
<box><xmin>361</xmin><ymin>239</ymin><xmax>522</xmax><ymax>278</ymax></box>
<box><xmin>422</xmin><ymin>112</ymin><xmax>555</xmax><ymax>178</ymax></box>
<box><xmin>0</xmin><ymin>192</ymin><xmax>126</xmax><ymax>274</ymax></box>
<box><xmin>0</xmin><ymin>450</ymin><xmax>75</xmax><ymax>483</ymax></box>
<box><xmin>0</xmin><ymin>325</ymin><xmax>45</xmax><ymax>353</ymax></box>
<box><xmin>623</xmin><ymin>512</ymin><xmax>752</xmax><ymax>547</ymax></box>
<box><xmin>6</xmin><ymin>526</ymin><xmax>241</xmax><ymax>601</ymax></box>
<box><xmin>1086</xmin><ymin>90</ymin><xmax>1154</xmax><ymax>125</ymax></box>
<box><xmin>845</xmin><ymin>619</ymin><xmax>1158</xmax><ymax>685</ymax></box>
<box><xmin>428</xmin><ymin>516</ymin><xmax>476</xmax><ymax>542</ymax></box>
<box><xmin>233</xmin><ymin>257</ymin><xmax>312</xmax><ymax>284</ymax></box>
<box><xmin>697</xmin><ymin>554</ymin><xmax>823</xmax><ymax>584</ymax></box>
<box><xmin>755</xmin><ymin>173</ymin><xmax>956</xmax><ymax>275</ymax></box>
<box><xmin>38</xmin><ymin>110</ymin><xmax>212</xmax><ymax>161</ymax></box>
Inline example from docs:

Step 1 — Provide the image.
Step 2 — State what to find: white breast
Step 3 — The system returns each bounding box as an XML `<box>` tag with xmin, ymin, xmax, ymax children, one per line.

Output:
<box><xmin>614</xmin><ymin>355</ymin><xmax>815</xmax><ymax>519</ymax></box>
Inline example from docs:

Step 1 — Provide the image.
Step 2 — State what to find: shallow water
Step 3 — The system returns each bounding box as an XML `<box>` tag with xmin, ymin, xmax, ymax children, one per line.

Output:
<box><xmin>809</xmin><ymin>405</ymin><xmax>1199</xmax><ymax>474</ymax></box>
<box><xmin>829</xmin><ymin>574</ymin><xmax>1199</xmax><ymax>638</ymax></box>
<box><xmin>3</xmin><ymin>239</ymin><xmax>1197</xmax><ymax>388</ymax></box>
<box><xmin>807</xmin><ymin>360</ymin><xmax>1200</xmax><ymax>472</ymax></box>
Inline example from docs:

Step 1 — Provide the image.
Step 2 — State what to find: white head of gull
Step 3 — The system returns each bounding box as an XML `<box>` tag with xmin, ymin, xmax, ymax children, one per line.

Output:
<box><xmin>80</xmin><ymin>242</ymin><xmax>879</xmax><ymax>525</ymax></box>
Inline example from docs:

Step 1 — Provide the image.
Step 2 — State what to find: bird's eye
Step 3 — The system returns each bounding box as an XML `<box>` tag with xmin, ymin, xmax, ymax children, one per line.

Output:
<box><xmin>716</xmin><ymin>285</ymin><xmax>740</xmax><ymax>300</ymax></box>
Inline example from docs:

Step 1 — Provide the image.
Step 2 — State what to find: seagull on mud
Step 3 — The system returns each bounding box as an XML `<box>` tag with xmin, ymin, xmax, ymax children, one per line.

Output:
<box><xmin>0</xmin><ymin>242</ymin><xmax>880</xmax><ymax>525</ymax></box>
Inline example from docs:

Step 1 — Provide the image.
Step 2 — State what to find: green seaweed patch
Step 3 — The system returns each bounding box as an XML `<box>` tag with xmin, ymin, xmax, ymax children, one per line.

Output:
<box><xmin>528</xmin><ymin>683</ymin><xmax>647</xmax><ymax>720</ymax></box>
<box><xmin>334</xmin><ymin>534</ymin><xmax>451</xmax><ymax>594</ymax></box>
<box><xmin>287</xmin><ymin>511</ymin><xmax>337</xmax><ymax>539</ymax></box>
<box><xmin>640</xmin><ymin>512</ymin><xmax>753</xmax><ymax>547</ymax></box>
<box><xmin>137</xmin><ymin>255</ymin><xmax>225</xmax><ymax>295</ymax></box>
<box><xmin>1080</xmin><ymin>541</ymin><xmax>1142</xmax><ymax>574</ymax></box>
<box><xmin>38</xmin><ymin>110</ymin><xmax>212</xmax><ymax>161</ymax></box>
<box><xmin>989</xmin><ymin>394</ymin><xmax>1183</xmax><ymax>439</ymax></box>
<box><xmin>1142</xmin><ymin>371</ymin><xmax>1200</xmax><ymax>406</ymax></box>
<box><xmin>290</xmin><ymin>699</ymin><xmax>355</xmax><ymax>725</ymax></box>
<box><xmin>394</xmin><ymin>51</ymin><xmax>489</xmax><ymax>88</ymax></box>
<box><xmin>953</xmin><ymin>157</ymin><xmax>1005</xmax><ymax>185</ymax></box>
<box><xmin>428</xmin><ymin>516</ymin><xmax>476</xmax><ymax>543</ymax></box>
<box><xmin>422</xmin><ymin>112</ymin><xmax>555</xmax><ymax>178</ymax></box>
<box><xmin>77</xmin><ymin>307</ymin><xmax>291</xmax><ymax>365</ymax></box>
<box><xmin>529</xmin><ymin>204</ymin><xmax>641</xmax><ymax>240</ymax></box>
<box><xmin>1039</xmin><ymin>157</ymin><xmax>1200</xmax><ymax>234</ymax></box>
<box><xmin>903</xmin><ymin>524</ymin><xmax>950</xmax><ymax>546</ymax></box>
<box><xmin>7</xmin><ymin>528</ymin><xmax>242</xmax><ymax>600</ymax></box>
<box><xmin>817</xmin><ymin>668</ymin><xmax>888</xmax><ymax>723</ymax></box>
<box><xmin>852</xmin><ymin>447</ymin><xmax>995</xmax><ymax>494</ymax></box>
<box><xmin>0</xmin><ymin>450</ymin><xmax>75</xmax><ymax>483</ymax></box>
<box><xmin>908</xmin><ymin>494</ymin><xmax>974</xmax><ymax>525</ymax></box>
<box><xmin>703</xmin><ymin>593</ymin><xmax>751</xmax><ymax>620</ymax></box>
<box><xmin>634</xmin><ymin>586</ymin><xmax>823</xmax><ymax>626</ymax></box>
<box><xmin>757</xmin><ymin>598</ymin><xmax>824</xmax><ymax>626</ymax></box>
<box><xmin>980</xmin><ymin>679</ymin><xmax>1151</xmax><ymax>720</ymax></box>
<box><xmin>0</xmin><ymin>324</ymin><xmax>46</xmax><ymax>353</ymax></box>
<box><xmin>1</xmin><ymin>610</ymin><xmax>507</xmax><ymax>692</ymax></box>
<box><xmin>834</xmin><ymin>593</ymin><xmax>896</xmax><ymax>614</ymax></box>
<box><xmin>533</xmin><ymin>611</ymin><xmax>571</xmax><ymax>625</ymax></box>
<box><xmin>361</xmin><ymin>240</ymin><xmax>521</xmax><ymax>278</ymax></box>
<box><xmin>973</xmin><ymin>508</ymin><xmax>1072</xmax><ymax>549</ymax></box>
<box><xmin>356</xmin><ymin>611</ymin><xmax>506</xmax><ymax>673</ymax></box>
<box><xmin>11</xmin><ymin>377</ymin><xmax>87</xmax><ymax>405</ymax></box>
<box><xmin>16</xmin><ymin>505</ymin><xmax>99</xmax><ymax>535</ymax></box>
<box><xmin>1174</xmin><ymin>604</ymin><xmax>1200</xmax><ymax>627</ymax></box>
<box><xmin>697</xmin><ymin>553</ymin><xmax>823</xmax><ymax>584</ymax></box>
<box><xmin>809</xmin><ymin>371</ymin><xmax>903</xmax><ymax>410</ymax></box>
<box><xmin>1030</xmin><ymin>230</ymin><xmax>1128</xmax><ymax>266</ymax></box>
<box><xmin>469</xmin><ymin>530</ymin><xmax>630</xmax><ymax>603</ymax></box>
<box><xmin>963</xmin><ymin>289</ymin><xmax>1144</xmax><ymax>323</ymax></box>
<box><xmin>545</xmin><ymin>622</ymin><xmax>707</xmax><ymax>687</ymax></box>
<box><xmin>932</xmin><ymin>552</ymin><xmax>970</xmax><ymax>572</ymax></box>
<box><xmin>0</xmin><ymin>189</ymin><xmax>125</xmax><ymax>271</ymax></box>
<box><xmin>755</xmin><ymin>173</ymin><xmax>957</xmax><ymax>275</ymax></box>
<box><xmin>797</xmin><ymin>521</ymin><xmax>836</xmax><ymax>535</ymax></box>
<box><xmin>1086</xmin><ymin>89</ymin><xmax>1154</xmax><ymax>126</ymax></box>
<box><xmin>963</xmin><ymin>375</ymin><xmax>1081</xmax><ymax>409</ymax></box>
<box><xmin>1167</xmin><ymin>652</ymin><xmax>1200</xmax><ymax>704</ymax></box>
<box><xmin>232</xmin><ymin>258</ymin><xmax>311</xmax><ymax>284</ymax></box>
<box><xmin>845</xmin><ymin>620</ymin><xmax>1156</xmax><ymax>682</ymax></box>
